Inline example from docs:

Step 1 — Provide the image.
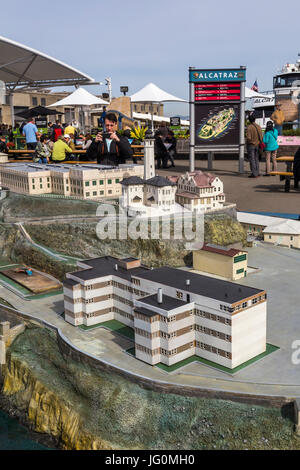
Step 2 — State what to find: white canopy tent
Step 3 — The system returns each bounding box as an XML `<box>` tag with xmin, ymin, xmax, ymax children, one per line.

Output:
<box><xmin>49</xmin><ymin>87</ymin><xmax>108</xmax><ymax>132</ymax></box>
<box><xmin>133</xmin><ymin>111</ymin><xmax>189</xmax><ymax>126</ymax></box>
<box><xmin>0</xmin><ymin>35</ymin><xmax>97</xmax><ymax>125</ymax></box>
<box><xmin>130</xmin><ymin>82</ymin><xmax>187</xmax><ymax>130</ymax></box>
<box><xmin>49</xmin><ymin>87</ymin><xmax>108</xmax><ymax>107</ymax></box>
<box><xmin>245</xmin><ymin>87</ymin><xmax>268</xmax><ymax>99</ymax></box>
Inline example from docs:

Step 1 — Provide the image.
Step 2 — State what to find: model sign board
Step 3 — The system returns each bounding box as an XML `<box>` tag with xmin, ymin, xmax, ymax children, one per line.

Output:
<box><xmin>189</xmin><ymin>67</ymin><xmax>246</xmax><ymax>173</ymax></box>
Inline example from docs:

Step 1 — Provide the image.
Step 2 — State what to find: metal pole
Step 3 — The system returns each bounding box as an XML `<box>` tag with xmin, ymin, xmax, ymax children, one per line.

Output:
<box><xmin>9</xmin><ymin>92</ymin><xmax>14</xmax><ymax>127</ymax></box>
<box><xmin>189</xmin><ymin>67</ymin><xmax>195</xmax><ymax>172</ymax></box>
<box><xmin>208</xmin><ymin>151</ymin><xmax>214</xmax><ymax>170</ymax></box>
<box><xmin>239</xmin><ymin>66</ymin><xmax>246</xmax><ymax>174</ymax></box>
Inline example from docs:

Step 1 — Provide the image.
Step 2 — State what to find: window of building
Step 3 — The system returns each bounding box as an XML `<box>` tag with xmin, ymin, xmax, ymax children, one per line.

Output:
<box><xmin>233</xmin><ymin>254</ymin><xmax>247</xmax><ymax>263</ymax></box>
<box><xmin>85</xmin><ymin>181</ymin><xmax>89</xmax><ymax>187</ymax></box>
<box><xmin>40</xmin><ymin>184</ymin><xmax>43</xmax><ymax>189</ymax></box>
<box><xmin>108</xmin><ymin>179</ymin><xmax>112</xmax><ymax>184</ymax></box>
<box><xmin>291</xmin><ymin>236</ymin><xmax>294</xmax><ymax>241</ymax></box>
<box><xmin>100</xmin><ymin>190</ymin><xmax>104</xmax><ymax>195</ymax></box>
<box><xmin>86</xmin><ymin>192</ymin><xmax>90</xmax><ymax>197</ymax></box>
<box><xmin>93</xmin><ymin>191</ymin><xmax>97</xmax><ymax>196</ymax></box>
<box><xmin>32</xmin><ymin>97</ymin><xmax>38</xmax><ymax>106</ymax></box>
<box><xmin>32</xmin><ymin>185</ymin><xmax>35</xmax><ymax>190</ymax></box>
<box><xmin>92</xmin><ymin>180</ymin><xmax>97</xmax><ymax>186</ymax></box>
<box><xmin>115</xmin><ymin>179</ymin><xmax>119</xmax><ymax>183</ymax></box>
<box><xmin>99</xmin><ymin>180</ymin><xmax>104</xmax><ymax>185</ymax></box>
<box><xmin>41</xmin><ymin>98</ymin><xmax>46</xmax><ymax>106</ymax></box>
<box><xmin>236</xmin><ymin>268</ymin><xmax>244</xmax><ymax>274</ymax></box>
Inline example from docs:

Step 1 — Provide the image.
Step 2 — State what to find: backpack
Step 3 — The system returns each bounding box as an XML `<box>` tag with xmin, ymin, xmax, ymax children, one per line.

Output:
<box><xmin>53</xmin><ymin>127</ymin><xmax>62</xmax><ymax>141</ymax></box>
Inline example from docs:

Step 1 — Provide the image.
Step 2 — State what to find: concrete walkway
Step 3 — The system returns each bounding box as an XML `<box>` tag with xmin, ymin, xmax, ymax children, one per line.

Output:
<box><xmin>2</xmin><ymin>243</ymin><xmax>300</xmax><ymax>401</ymax></box>
<box><xmin>158</xmin><ymin>158</ymin><xmax>300</xmax><ymax>214</ymax></box>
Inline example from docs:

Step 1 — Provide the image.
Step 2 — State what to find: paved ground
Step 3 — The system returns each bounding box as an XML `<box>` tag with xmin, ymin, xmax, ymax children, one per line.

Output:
<box><xmin>2</xmin><ymin>241</ymin><xmax>300</xmax><ymax>399</ymax></box>
<box><xmin>157</xmin><ymin>157</ymin><xmax>300</xmax><ymax>214</ymax></box>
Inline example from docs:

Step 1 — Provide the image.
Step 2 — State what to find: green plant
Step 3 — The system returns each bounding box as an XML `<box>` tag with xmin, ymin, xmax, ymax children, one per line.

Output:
<box><xmin>282</xmin><ymin>129</ymin><xmax>300</xmax><ymax>136</ymax></box>
<box><xmin>130</xmin><ymin>125</ymin><xmax>148</xmax><ymax>142</ymax></box>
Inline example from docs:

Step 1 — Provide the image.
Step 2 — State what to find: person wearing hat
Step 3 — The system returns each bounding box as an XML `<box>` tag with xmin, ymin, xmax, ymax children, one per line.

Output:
<box><xmin>51</xmin><ymin>134</ymin><xmax>72</xmax><ymax>163</ymax></box>
<box><xmin>271</xmin><ymin>103</ymin><xmax>285</xmax><ymax>135</ymax></box>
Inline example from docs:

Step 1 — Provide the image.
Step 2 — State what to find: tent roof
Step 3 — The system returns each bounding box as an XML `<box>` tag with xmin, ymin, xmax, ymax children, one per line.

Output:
<box><xmin>133</xmin><ymin>111</ymin><xmax>189</xmax><ymax>126</ymax></box>
<box><xmin>49</xmin><ymin>87</ymin><xmax>109</xmax><ymax>107</ymax></box>
<box><xmin>0</xmin><ymin>35</ymin><xmax>96</xmax><ymax>89</ymax></box>
<box><xmin>130</xmin><ymin>82</ymin><xmax>187</xmax><ymax>103</ymax></box>
<box><xmin>245</xmin><ymin>87</ymin><xmax>268</xmax><ymax>99</ymax></box>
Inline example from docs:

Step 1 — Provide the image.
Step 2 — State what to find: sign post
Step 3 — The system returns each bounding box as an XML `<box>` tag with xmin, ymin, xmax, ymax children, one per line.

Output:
<box><xmin>189</xmin><ymin>67</ymin><xmax>246</xmax><ymax>173</ymax></box>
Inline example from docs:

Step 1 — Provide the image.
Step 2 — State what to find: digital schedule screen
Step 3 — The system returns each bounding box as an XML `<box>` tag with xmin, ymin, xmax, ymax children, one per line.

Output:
<box><xmin>194</xmin><ymin>82</ymin><xmax>241</xmax><ymax>102</ymax></box>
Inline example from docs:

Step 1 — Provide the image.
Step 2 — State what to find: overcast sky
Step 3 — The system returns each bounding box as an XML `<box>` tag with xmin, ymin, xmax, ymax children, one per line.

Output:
<box><xmin>2</xmin><ymin>0</ymin><xmax>300</xmax><ymax>115</ymax></box>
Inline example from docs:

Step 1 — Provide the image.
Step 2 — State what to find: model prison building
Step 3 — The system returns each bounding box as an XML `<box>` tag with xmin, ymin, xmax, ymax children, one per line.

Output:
<box><xmin>63</xmin><ymin>256</ymin><xmax>267</xmax><ymax>369</ymax></box>
<box><xmin>0</xmin><ymin>163</ymin><xmax>144</xmax><ymax>199</ymax></box>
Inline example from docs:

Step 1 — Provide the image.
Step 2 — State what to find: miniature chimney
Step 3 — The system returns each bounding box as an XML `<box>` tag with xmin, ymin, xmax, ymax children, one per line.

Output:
<box><xmin>157</xmin><ymin>288</ymin><xmax>163</xmax><ymax>304</ymax></box>
<box><xmin>114</xmin><ymin>264</ymin><xmax>118</xmax><ymax>271</ymax></box>
<box><xmin>186</xmin><ymin>279</ymin><xmax>190</xmax><ymax>286</ymax></box>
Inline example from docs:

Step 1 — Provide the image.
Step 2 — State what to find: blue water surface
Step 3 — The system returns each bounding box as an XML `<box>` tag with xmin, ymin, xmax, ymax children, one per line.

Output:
<box><xmin>0</xmin><ymin>409</ymin><xmax>52</xmax><ymax>450</ymax></box>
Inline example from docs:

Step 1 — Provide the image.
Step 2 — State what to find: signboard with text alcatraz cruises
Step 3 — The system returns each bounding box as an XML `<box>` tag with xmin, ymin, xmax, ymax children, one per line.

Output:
<box><xmin>189</xmin><ymin>67</ymin><xmax>246</xmax><ymax>173</ymax></box>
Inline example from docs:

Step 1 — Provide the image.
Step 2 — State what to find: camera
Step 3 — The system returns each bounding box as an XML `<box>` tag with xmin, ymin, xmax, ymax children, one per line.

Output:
<box><xmin>102</xmin><ymin>132</ymin><xmax>111</xmax><ymax>139</ymax></box>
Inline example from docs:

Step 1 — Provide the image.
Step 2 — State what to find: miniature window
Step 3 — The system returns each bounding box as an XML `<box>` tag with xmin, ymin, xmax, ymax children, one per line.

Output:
<box><xmin>92</xmin><ymin>180</ymin><xmax>97</xmax><ymax>186</ymax></box>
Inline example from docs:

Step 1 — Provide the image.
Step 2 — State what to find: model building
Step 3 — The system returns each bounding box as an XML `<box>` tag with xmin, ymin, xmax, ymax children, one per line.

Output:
<box><xmin>63</xmin><ymin>256</ymin><xmax>267</xmax><ymax>369</ymax></box>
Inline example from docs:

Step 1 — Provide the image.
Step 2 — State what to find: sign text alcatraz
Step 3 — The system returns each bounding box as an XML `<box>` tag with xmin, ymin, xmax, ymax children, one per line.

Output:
<box><xmin>190</xmin><ymin>69</ymin><xmax>246</xmax><ymax>83</ymax></box>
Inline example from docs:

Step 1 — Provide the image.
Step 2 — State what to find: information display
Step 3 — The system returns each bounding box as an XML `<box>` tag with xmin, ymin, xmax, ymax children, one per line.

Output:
<box><xmin>194</xmin><ymin>83</ymin><xmax>241</xmax><ymax>102</ymax></box>
<box><xmin>195</xmin><ymin>104</ymin><xmax>240</xmax><ymax>146</ymax></box>
<box><xmin>189</xmin><ymin>67</ymin><xmax>246</xmax><ymax>173</ymax></box>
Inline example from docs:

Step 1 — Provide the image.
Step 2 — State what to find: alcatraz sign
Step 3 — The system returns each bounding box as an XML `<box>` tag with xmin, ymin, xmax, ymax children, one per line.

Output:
<box><xmin>190</xmin><ymin>69</ymin><xmax>246</xmax><ymax>83</ymax></box>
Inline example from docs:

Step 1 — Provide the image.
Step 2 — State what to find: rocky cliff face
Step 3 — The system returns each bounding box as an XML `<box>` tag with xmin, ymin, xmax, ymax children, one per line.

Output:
<box><xmin>0</xmin><ymin>325</ymin><xmax>298</xmax><ymax>450</ymax></box>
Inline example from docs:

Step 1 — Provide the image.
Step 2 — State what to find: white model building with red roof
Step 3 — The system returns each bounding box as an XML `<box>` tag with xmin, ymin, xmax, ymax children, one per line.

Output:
<box><xmin>170</xmin><ymin>171</ymin><xmax>226</xmax><ymax>212</ymax></box>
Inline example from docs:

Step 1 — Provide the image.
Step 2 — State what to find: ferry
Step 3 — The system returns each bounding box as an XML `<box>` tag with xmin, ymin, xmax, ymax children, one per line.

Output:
<box><xmin>252</xmin><ymin>54</ymin><xmax>300</xmax><ymax>129</ymax></box>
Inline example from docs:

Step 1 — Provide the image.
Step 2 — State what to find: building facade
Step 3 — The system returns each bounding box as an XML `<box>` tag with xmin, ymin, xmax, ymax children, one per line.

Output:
<box><xmin>121</xmin><ymin>175</ymin><xmax>177</xmax><ymax>215</ymax></box>
<box><xmin>0</xmin><ymin>163</ymin><xmax>144</xmax><ymax>199</ymax></box>
<box><xmin>193</xmin><ymin>244</ymin><xmax>248</xmax><ymax>280</ymax></box>
<box><xmin>63</xmin><ymin>256</ymin><xmax>267</xmax><ymax>369</ymax></box>
<box><xmin>168</xmin><ymin>171</ymin><xmax>225</xmax><ymax>212</ymax></box>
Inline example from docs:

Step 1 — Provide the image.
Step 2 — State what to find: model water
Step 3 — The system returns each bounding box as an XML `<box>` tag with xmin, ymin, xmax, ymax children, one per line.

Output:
<box><xmin>0</xmin><ymin>409</ymin><xmax>51</xmax><ymax>450</ymax></box>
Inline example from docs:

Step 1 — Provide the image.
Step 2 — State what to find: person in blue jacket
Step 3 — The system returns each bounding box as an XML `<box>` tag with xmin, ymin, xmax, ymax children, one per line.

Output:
<box><xmin>263</xmin><ymin>121</ymin><xmax>278</xmax><ymax>176</ymax></box>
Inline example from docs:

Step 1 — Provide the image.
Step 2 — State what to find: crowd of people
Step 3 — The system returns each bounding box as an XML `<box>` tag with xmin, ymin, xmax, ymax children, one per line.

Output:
<box><xmin>2</xmin><ymin>113</ymin><xmax>135</xmax><ymax>165</ymax></box>
<box><xmin>154</xmin><ymin>122</ymin><xmax>177</xmax><ymax>169</ymax></box>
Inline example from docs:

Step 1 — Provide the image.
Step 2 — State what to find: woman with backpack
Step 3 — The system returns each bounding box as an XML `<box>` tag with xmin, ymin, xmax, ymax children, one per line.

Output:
<box><xmin>263</xmin><ymin>121</ymin><xmax>279</xmax><ymax>176</ymax></box>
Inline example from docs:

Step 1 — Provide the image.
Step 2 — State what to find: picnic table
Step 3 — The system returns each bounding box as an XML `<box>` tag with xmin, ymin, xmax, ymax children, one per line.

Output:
<box><xmin>270</xmin><ymin>156</ymin><xmax>296</xmax><ymax>192</ymax></box>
